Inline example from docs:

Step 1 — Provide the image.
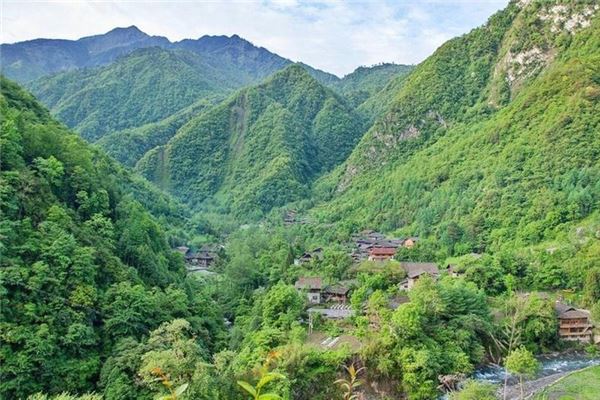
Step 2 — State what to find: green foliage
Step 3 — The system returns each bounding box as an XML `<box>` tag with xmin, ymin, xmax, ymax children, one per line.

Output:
<box><xmin>137</xmin><ymin>64</ymin><xmax>365</xmax><ymax>218</ymax></box>
<box><xmin>314</xmin><ymin>2</ymin><xmax>600</xmax><ymax>293</ymax></box>
<box><xmin>0</xmin><ymin>77</ymin><xmax>224</xmax><ymax>399</ymax></box>
<box><xmin>449</xmin><ymin>379</ymin><xmax>496</xmax><ymax>400</ymax></box>
<box><xmin>334</xmin><ymin>63</ymin><xmax>414</xmax><ymax>110</ymax></box>
<box><xmin>505</xmin><ymin>346</ymin><xmax>541</xmax><ymax>400</ymax></box>
<box><xmin>358</xmin><ymin>276</ymin><xmax>491</xmax><ymax>399</ymax></box>
<box><xmin>505</xmin><ymin>347</ymin><xmax>540</xmax><ymax>378</ymax></box>
<box><xmin>28</xmin><ymin>47</ymin><xmax>237</xmax><ymax>141</ymax></box>
<box><xmin>237</xmin><ymin>371</ymin><xmax>286</xmax><ymax>400</ymax></box>
<box><xmin>96</xmin><ymin>96</ymin><xmax>222</xmax><ymax>167</ymax></box>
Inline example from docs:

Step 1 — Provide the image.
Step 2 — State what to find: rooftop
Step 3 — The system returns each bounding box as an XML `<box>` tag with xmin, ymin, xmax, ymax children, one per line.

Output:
<box><xmin>401</xmin><ymin>262</ymin><xmax>439</xmax><ymax>278</ymax></box>
<box><xmin>295</xmin><ymin>277</ymin><xmax>323</xmax><ymax>290</ymax></box>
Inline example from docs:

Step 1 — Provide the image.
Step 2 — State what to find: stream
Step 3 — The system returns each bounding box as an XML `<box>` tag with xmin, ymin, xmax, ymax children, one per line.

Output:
<box><xmin>473</xmin><ymin>352</ymin><xmax>600</xmax><ymax>385</ymax></box>
<box><xmin>440</xmin><ymin>352</ymin><xmax>600</xmax><ymax>399</ymax></box>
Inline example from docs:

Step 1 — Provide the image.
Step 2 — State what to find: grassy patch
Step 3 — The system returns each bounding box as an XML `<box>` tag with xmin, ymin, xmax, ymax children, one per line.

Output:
<box><xmin>533</xmin><ymin>366</ymin><xmax>600</xmax><ymax>400</ymax></box>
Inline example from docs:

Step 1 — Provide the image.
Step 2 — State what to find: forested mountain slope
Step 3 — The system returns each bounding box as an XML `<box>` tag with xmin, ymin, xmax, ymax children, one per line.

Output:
<box><xmin>314</xmin><ymin>0</ymin><xmax>600</xmax><ymax>264</ymax></box>
<box><xmin>334</xmin><ymin>63</ymin><xmax>414</xmax><ymax>109</ymax></box>
<box><xmin>0</xmin><ymin>26</ymin><xmax>169</xmax><ymax>82</ymax></box>
<box><xmin>17</xmin><ymin>28</ymin><xmax>340</xmax><ymax>148</ymax></box>
<box><xmin>27</xmin><ymin>47</ymin><xmax>238</xmax><ymax>141</ymax></box>
<box><xmin>0</xmin><ymin>77</ymin><xmax>224</xmax><ymax>398</ymax></box>
<box><xmin>136</xmin><ymin>64</ymin><xmax>365</xmax><ymax>217</ymax></box>
<box><xmin>95</xmin><ymin>96</ymin><xmax>221</xmax><ymax>167</ymax></box>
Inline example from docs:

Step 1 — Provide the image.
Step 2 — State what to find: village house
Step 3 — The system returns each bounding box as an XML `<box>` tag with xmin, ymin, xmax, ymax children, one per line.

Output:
<box><xmin>398</xmin><ymin>262</ymin><xmax>439</xmax><ymax>290</ymax></box>
<box><xmin>554</xmin><ymin>301</ymin><xmax>594</xmax><ymax>343</ymax></box>
<box><xmin>174</xmin><ymin>245</ymin><xmax>217</xmax><ymax>270</ymax></box>
<box><xmin>294</xmin><ymin>247</ymin><xmax>323</xmax><ymax>265</ymax></box>
<box><xmin>368</xmin><ymin>246</ymin><xmax>396</xmax><ymax>261</ymax></box>
<box><xmin>187</xmin><ymin>251</ymin><xmax>215</xmax><ymax>268</ymax></box>
<box><xmin>283</xmin><ymin>209</ymin><xmax>297</xmax><ymax>225</ymax></box>
<box><xmin>322</xmin><ymin>280</ymin><xmax>355</xmax><ymax>303</ymax></box>
<box><xmin>351</xmin><ymin>230</ymin><xmax>418</xmax><ymax>262</ymax></box>
<box><xmin>295</xmin><ymin>277</ymin><xmax>323</xmax><ymax>304</ymax></box>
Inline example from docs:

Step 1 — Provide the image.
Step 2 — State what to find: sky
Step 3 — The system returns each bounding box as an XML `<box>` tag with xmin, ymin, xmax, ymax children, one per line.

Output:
<box><xmin>1</xmin><ymin>0</ymin><xmax>508</xmax><ymax>76</ymax></box>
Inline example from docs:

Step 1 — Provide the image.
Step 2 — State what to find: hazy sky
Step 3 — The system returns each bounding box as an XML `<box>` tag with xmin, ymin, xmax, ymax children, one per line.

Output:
<box><xmin>1</xmin><ymin>0</ymin><xmax>508</xmax><ymax>76</ymax></box>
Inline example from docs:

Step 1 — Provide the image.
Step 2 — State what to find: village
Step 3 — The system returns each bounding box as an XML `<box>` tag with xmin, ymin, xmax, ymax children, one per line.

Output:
<box><xmin>174</xmin><ymin>226</ymin><xmax>597</xmax><ymax>352</ymax></box>
<box><xmin>291</xmin><ymin>229</ymin><xmax>598</xmax><ymax>351</ymax></box>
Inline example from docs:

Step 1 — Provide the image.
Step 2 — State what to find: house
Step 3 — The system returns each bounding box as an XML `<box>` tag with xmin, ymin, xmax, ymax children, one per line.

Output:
<box><xmin>185</xmin><ymin>251</ymin><xmax>216</xmax><ymax>268</ymax></box>
<box><xmin>295</xmin><ymin>248</ymin><xmax>324</xmax><ymax>265</ymax></box>
<box><xmin>368</xmin><ymin>247</ymin><xmax>396</xmax><ymax>261</ymax></box>
<box><xmin>554</xmin><ymin>302</ymin><xmax>594</xmax><ymax>343</ymax></box>
<box><xmin>295</xmin><ymin>277</ymin><xmax>323</xmax><ymax>304</ymax></box>
<box><xmin>398</xmin><ymin>262</ymin><xmax>439</xmax><ymax>290</ymax></box>
<box><xmin>359</xmin><ymin>230</ymin><xmax>386</xmax><ymax>241</ymax></box>
<box><xmin>284</xmin><ymin>209</ymin><xmax>297</xmax><ymax>225</ymax></box>
<box><xmin>323</xmin><ymin>280</ymin><xmax>356</xmax><ymax>303</ymax></box>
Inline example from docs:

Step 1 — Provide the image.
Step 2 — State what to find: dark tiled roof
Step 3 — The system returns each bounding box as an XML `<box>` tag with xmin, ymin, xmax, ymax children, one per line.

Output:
<box><xmin>554</xmin><ymin>302</ymin><xmax>591</xmax><ymax>319</ymax></box>
<box><xmin>295</xmin><ymin>277</ymin><xmax>323</xmax><ymax>290</ymax></box>
<box><xmin>370</xmin><ymin>247</ymin><xmax>396</xmax><ymax>256</ymax></box>
<box><xmin>401</xmin><ymin>262</ymin><xmax>439</xmax><ymax>278</ymax></box>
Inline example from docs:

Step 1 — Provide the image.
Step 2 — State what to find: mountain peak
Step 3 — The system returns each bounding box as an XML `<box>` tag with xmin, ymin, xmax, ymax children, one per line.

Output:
<box><xmin>109</xmin><ymin>25</ymin><xmax>143</xmax><ymax>34</ymax></box>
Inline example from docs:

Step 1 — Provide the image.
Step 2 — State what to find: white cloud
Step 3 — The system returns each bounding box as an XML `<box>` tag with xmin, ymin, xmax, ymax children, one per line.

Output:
<box><xmin>0</xmin><ymin>0</ymin><xmax>507</xmax><ymax>76</ymax></box>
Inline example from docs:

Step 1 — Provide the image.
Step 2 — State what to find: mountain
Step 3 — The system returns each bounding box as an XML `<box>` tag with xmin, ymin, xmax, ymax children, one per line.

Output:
<box><xmin>136</xmin><ymin>64</ymin><xmax>365</xmax><ymax>217</ymax></box>
<box><xmin>13</xmin><ymin>28</ymin><xmax>341</xmax><ymax>145</ymax></box>
<box><xmin>175</xmin><ymin>34</ymin><xmax>338</xmax><ymax>85</ymax></box>
<box><xmin>0</xmin><ymin>26</ymin><xmax>170</xmax><ymax>82</ymax></box>
<box><xmin>314</xmin><ymin>1</ymin><xmax>600</xmax><ymax>262</ymax></box>
<box><xmin>27</xmin><ymin>47</ymin><xmax>236</xmax><ymax>141</ymax></box>
<box><xmin>0</xmin><ymin>76</ymin><xmax>224</xmax><ymax>398</ymax></box>
<box><xmin>96</xmin><ymin>96</ymin><xmax>221</xmax><ymax>167</ymax></box>
<box><xmin>334</xmin><ymin>63</ymin><xmax>414</xmax><ymax>109</ymax></box>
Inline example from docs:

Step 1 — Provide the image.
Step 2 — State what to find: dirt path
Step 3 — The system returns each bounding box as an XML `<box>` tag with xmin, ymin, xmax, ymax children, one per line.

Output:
<box><xmin>500</xmin><ymin>368</ymin><xmax>582</xmax><ymax>399</ymax></box>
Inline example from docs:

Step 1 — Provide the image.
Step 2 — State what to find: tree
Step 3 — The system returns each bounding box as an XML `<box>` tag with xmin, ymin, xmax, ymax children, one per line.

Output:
<box><xmin>335</xmin><ymin>363</ymin><xmax>364</xmax><ymax>400</ymax></box>
<box><xmin>449</xmin><ymin>380</ymin><xmax>496</xmax><ymax>400</ymax></box>
<box><xmin>505</xmin><ymin>347</ymin><xmax>540</xmax><ymax>400</ymax></box>
<box><xmin>237</xmin><ymin>371</ymin><xmax>285</xmax><ymax>400</ymax></box>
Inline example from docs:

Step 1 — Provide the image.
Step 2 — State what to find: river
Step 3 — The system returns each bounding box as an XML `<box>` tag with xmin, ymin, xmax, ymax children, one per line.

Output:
<box><xmin>439</xmin><ymin>352</ymin><xmax>600</xmax><ymax>399</ymax></box>
<box><xmin>473</xmin><ymin>352</ymin><xmax>600</xmax><ymax>385</ymax></box>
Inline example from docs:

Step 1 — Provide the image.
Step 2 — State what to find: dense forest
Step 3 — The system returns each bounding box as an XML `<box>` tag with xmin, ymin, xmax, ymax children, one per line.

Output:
<box><xmin>1</xmin><ymin>0</ymin><xmax>600</xmax><ymax>399</ymax></box>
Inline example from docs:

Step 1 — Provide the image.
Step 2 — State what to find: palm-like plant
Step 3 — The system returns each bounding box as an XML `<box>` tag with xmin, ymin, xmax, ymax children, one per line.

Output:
<box><xmin>237</xmin><ymin>371</ymin><xmax>286</xmax><ymax>400</ymax></box>
<box><xmin>150</xmin><ymin>367</ymin><xmax>189</xmax><ymax>400</ymax></box>
<box><xmin>335</xmin><ymin>364</ymin><xmax>365</xmax><ymax>400</ymax></box>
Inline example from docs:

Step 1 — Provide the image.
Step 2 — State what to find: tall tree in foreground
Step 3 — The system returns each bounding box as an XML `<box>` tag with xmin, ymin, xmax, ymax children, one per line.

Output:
<box><xmin>505</xmin><ymin>347</ymin><xmax>540</xmax><ymax>400</ymax></box>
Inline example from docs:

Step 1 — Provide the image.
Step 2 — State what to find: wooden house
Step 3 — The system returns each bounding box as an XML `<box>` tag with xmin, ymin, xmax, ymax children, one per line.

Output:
<box><xmin>554</xmin><ymin>302</ymin><xmax>594</xmax><ymax>343</ymax></box>
<box><xmin>295</xmin><ymin>248</ymin><xmax>324</xmax><ymax>265</ymax></box>
<box><xmin>398</xmin><ymin>262</ymin><xmax>439</xmax><ymax>290</ymax></box>
<box><xmin>295</xmin><ymin>277</ymin><xmax>323</xmax><ymax>304</ymax></box>
<box><xmin>323</xmin><ymin>280</ymin><xmax>356</xmax><ymax>303</ymax></box>
<box><xmin>368</xmin><ymin>247</ymin><xmax>396</xmax><ymax>261</ymax></box>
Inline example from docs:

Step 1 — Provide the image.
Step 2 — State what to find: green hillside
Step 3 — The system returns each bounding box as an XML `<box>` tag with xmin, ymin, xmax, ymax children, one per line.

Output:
<box><xmin>314</xmin><ymin>1</ymin><xmax>600</xmax><ymax>272</ymax></box>
<box><xmin>334</xmin><ymin>63</ymin><xmax>414</xmax><ymax>109</ymax></box>
<box><xmin>0</xmin><ymin>77</ymin><xmax>224</xmax><ymax>398</ymax></box>
<box><xmin>95</xmin><ymin>95</ymin><xmax>222</xmax><ymax>167</ymax></box>
<box><xmin>27</xmin><ymin>47</ymin><xmax>237</xmax><ymax>141</ymax></box>
<box><xmin>136</xmin><ymin>64</ymin><xmax>365</xmax><ymax>217</ymax></box>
